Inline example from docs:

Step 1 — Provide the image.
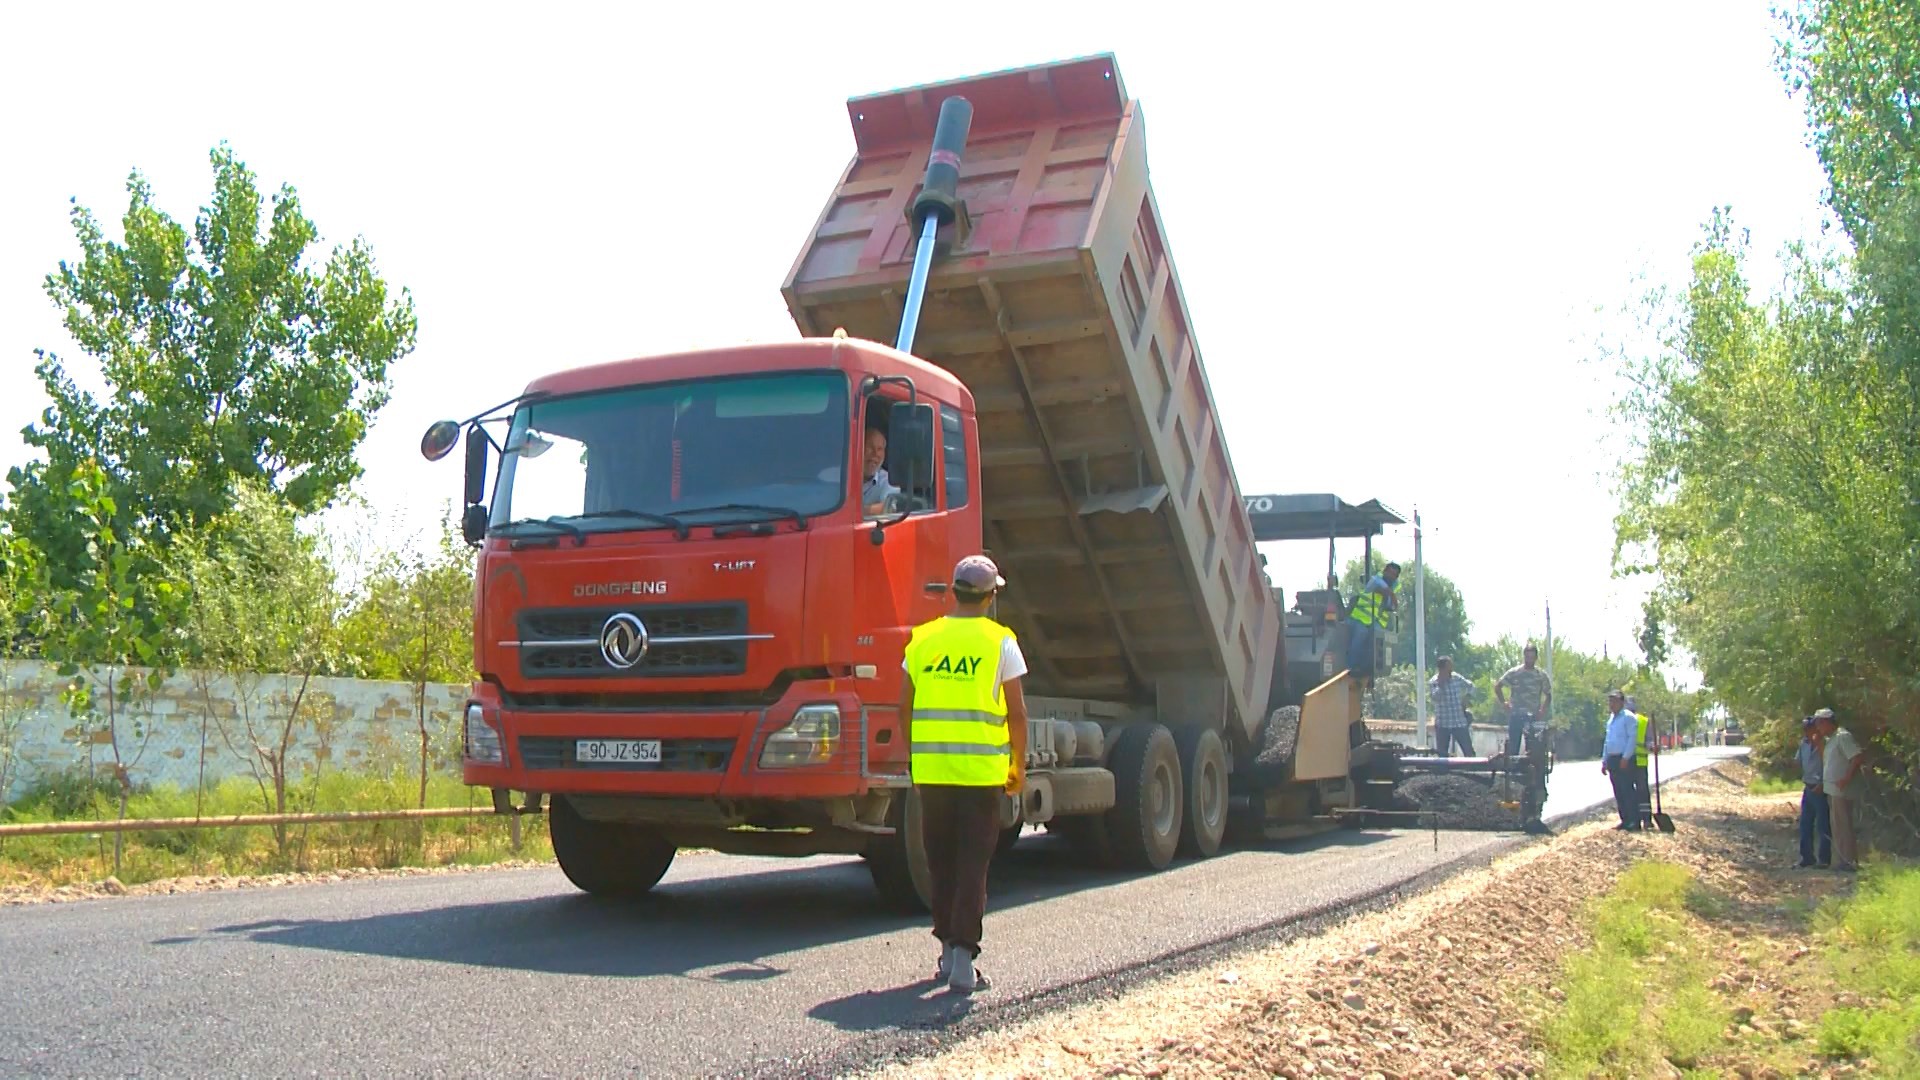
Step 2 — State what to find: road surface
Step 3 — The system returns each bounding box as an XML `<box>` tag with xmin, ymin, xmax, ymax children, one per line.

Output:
<box><xmin>0</xmin><ymin>747</ymin><xmax>1745</xmax><ymax>1078</ymax></box>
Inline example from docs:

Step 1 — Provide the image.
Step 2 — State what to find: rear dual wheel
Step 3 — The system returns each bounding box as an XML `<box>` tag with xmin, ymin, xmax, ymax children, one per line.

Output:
<box><xmin>1174</xmin><ymin>725</ymin><xmax>1229</xmax><ymax>858</ymax></box>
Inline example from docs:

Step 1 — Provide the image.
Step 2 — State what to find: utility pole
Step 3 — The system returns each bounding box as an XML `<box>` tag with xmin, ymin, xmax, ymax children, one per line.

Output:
<box><xmin>1544</xmin><ymin>599</ymin><xmax>1554</xmax><ymax>727</ymax></box>
<box><xmin>1415</xmin><ymin>508</ymin><xmax>1428</xmax><ymax>748</ymax></box>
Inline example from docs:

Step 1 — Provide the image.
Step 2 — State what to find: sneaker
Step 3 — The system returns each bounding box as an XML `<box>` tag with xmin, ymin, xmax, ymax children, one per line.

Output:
<box><xmin>934</xmin><ymin>946</ymin><xmax>951</xmax><ymax>982</ymax></box>
<box><xmin>1795</xmin><ymin>861</ymin><xmax>1815</xmax><ymax>869</ymax></box>
<box><xmin>947</xmin><ymin>946</ymin><xmax>991</xmax><ymax>993</ymax></box>
<box><xmin>1613</xmin><ymin>823</ymin><xmax>1635</xmax><ymax>831</ymax></box>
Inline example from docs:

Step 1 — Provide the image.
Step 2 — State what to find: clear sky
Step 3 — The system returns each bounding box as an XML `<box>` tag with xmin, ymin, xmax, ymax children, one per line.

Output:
<box><xmin>0</xmin><ymin>1</ymin><xmax>1831</xmax><ymax>686</ymax></box>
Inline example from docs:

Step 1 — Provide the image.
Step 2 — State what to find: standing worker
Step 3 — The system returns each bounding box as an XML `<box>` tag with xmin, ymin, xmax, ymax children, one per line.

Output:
<box><xmin>1796</xmin><ymin>716</ymin><xmax>1831</xmax><ymax>869</ymax></box>
<box><xmin>1601</xmin><ymin>690</ymin><xmax>1639</xmax><ymax>831</ymax></box>
<box><xmin>1495</xmin><ymin>643</ymin><xmax>1554</xmax><ymax>757</ymax></box>
<box><xmin>1344</xmin><ymin>562</ymin><xmax>1401</xmax><ymax>683</ymax></box>
<box><xmin>1627</xmin><ymin>697</ymin><xmax>1655</xmax><ymax>831</ymax></box>
<box><xmin>1814</xmin><ymin>708</ymin><xmax>1864</xmax><ymax>873</ymax></box>
<box><xmin>900</xmin><ymin>555</ymin><xmax>1030</xmax><ymax>993</ymax></box>
<box><xmin>1428</xmin><ymin>655</ymin><xmax>1477</xmax><ymax>756</ymax></box>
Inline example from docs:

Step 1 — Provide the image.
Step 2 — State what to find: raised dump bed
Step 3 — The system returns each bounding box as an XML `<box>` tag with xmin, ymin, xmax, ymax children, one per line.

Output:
<box><xmin>781</xmin><ymin>55</ymin><xmax>1279</xmax><ymax>746</ymax></box>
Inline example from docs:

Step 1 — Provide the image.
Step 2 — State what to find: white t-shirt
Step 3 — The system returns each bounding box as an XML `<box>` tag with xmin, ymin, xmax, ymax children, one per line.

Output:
<box><xmin>902</xmin><ymin>630</ymin><xmax>1028</xmax><ymax>686</ymax></box>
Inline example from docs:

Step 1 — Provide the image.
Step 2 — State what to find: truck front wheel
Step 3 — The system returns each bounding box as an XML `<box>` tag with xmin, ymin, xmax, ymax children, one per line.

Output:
<box><xmin>1106</xmin><ymin>723</ymin><xmax>1184</xmax><ymax>871</ymax></box>
<box><xmin>549</xmin><ymin>796</ymin><xmax>676</xmax><ymax>898</ymax></box>
<box><xmin>867</xmin><ymin>787</ymin><xmax>933</xmax><ymax>912</ymax></box>
<box><xmin>1174</xmin><ymin>725</ymin><xmax>1228</xmax><ymax>858</ymax></box>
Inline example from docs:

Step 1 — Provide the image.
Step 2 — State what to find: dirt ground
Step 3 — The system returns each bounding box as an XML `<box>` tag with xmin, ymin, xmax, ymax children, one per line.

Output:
<box><xmin>854</xmin><ymin>760</ymin><xmax>1869</xmax><ymax>1080</ymax></box>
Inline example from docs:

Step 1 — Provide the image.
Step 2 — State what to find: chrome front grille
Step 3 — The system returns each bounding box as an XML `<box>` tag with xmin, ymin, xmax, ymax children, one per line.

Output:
<box><xmin>509</xmin><ymin>602</ymin><xmax>758</xmax><ymax>680</ymax></box>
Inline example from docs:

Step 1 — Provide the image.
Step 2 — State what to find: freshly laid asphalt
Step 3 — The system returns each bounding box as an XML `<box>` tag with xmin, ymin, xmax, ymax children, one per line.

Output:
<box><xmin>0</xmin><ymin>747</ymin><xmax>1746</xmax><ymax>1078</ymax></box>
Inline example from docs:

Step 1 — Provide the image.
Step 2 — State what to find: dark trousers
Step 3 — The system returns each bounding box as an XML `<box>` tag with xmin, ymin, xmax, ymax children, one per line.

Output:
<box><xmin>1632</xmin><ymin>764</ymin><xmax>1653</xmax><ymax>826</ymax></box>
<box><xmin>1506</xmin><ymin>711</ymin><xmax>1539</xmax><ymax>757</ymax></box>
<box><xmin>1605</xmin><ymin>756</ymin><xmax>1636</xmax><ymax>826</ymax></box>
<box><xmin>1435</xmin><ymin>726</ymin><xmax>1474</xmax><ymax>756</ymax></box>
<box><xmin>1798</xmin><ymin>786</ymin><xmax>1832</xmax><ymax>866</ymax></box>
<box><xmin>918</xmin><ymin>783</ymin><xmax>1002</xmax><ymax>958</ymax></box>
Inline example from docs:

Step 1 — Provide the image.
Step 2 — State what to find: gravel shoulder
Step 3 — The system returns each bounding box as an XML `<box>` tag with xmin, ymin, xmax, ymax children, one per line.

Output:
<box><xmin>848</xmin><ymin>759</ymin><xmax>1823</xmax><ymax>1080</ymax></box>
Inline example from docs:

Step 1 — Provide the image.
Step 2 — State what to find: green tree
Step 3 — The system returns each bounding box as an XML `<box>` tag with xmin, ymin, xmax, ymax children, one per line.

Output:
<box><xmin>338</xmin><ymin>514</ymin><xmax>476</xmax><ymax>806</ymax></box>
<box><xmin>0</xmin><ymin>512</ymin><xmax>50</xmax><ymax>814</ymax></box>
<box><xmin>171</xmin><ymin>481</ymin><xmax>347</xmax><ymax>852</ymax></box>
<box><xmin>39</xmin><ymin>462</ymin><xmax>182</xmax><ymax>874</ymax></box>
<box><xmin>1609</xmin><ymin>208</ymin><xmax>1917</xmax><ymax>816</ymax></box>
<box><xmin>7</xmin><ymin>144</ymin><xmax>417</xmax><ymax>588</ymax></box>
<box><xmin>1776</xmin><ymin>0</ymin><xmax>1920</xmax><ymax>239</ymax></box>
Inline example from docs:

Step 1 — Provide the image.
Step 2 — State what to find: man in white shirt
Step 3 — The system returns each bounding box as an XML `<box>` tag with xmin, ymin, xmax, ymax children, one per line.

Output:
<box><xmin>860</xmin><ymin>427</ymin><xmax>899</xmax><ymax>516</ymax></box>
<box><xmin>1600</xmin><ymin>690</ymin><xmax>1640</xmax><ymax>831</ymax></box>
<box><xmin>1815</xmin><ymin>708</ymin><xmax>1865</xmax><ymax>872</ymax></box>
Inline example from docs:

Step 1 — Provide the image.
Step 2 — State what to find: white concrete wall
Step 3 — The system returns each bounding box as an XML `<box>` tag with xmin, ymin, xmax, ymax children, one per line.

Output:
<box><xmin>0</xmin><ymin>658</ymin><xmax>468</xmax><ymax>804</ymax></box>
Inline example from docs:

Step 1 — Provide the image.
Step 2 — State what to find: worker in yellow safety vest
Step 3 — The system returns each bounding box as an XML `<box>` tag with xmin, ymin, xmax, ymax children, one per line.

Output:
<box><xmin>901</xmin><ymin>554</ymin><xmax>1030</xmax><ymax>994</ymax></box>
<box><xmin>1343</xmin><ymin>562</ymin><xmax>1401</xmax><ymax>681</ymax></box>
<box><xmin>1628</xmin><ymin>697</ymin><xmax>1655</xmax><ymax>830</ymax></box>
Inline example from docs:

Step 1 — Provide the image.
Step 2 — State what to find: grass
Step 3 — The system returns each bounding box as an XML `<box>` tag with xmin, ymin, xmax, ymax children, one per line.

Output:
<box><xmin>1541</xmin><ymin>852</ymin><xmax>1920</xmax><ymax>1078</ymax></box>
<box><xmin>1542</xmin><ymin>860</ymin><xmax>1727</xmax><ymax>1078</ymax></box>
<box><xmin>0</xmin><ymin>767</ymin><xmax>552</xmax><ymax>887</ymax></box>
<box><xmin>1812</xmin><ymin>862</ymin><xmax>1920</xmax><ymax>1072</ymax></box>
<box><xmin>1745</xmin><ymin>773</ymin><xmax>1801</xmax><ymax>796</ymax></box>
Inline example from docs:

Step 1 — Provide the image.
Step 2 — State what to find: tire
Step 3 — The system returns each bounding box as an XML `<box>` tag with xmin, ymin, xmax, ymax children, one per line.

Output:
<box><xmin>866</xmin><ymin>787</ymin><xmax>932</xmax><ymax>912</ymax></box>
<box><xmin>1104</xmin><ymin>723</ymin><xmax>1184</xmax><ymax>871</ymax></box>
<box><xmin>995</xmin><ymin>824</ymin><xmax>1024</xmax><ymax>858</ymax></box>
<box><xmin>548</xmin><ymin>796</ymin><xmax>676</xmax><ymax>898</ymax></box>
<box><xmin>1053</xmin><ymin>813</ymin><xmax>1117</xmax><ymax>867</ymax></box>
<box><xmin>1174</xmin><ymin>725</ymin><xmax>1228</xmax><ymax>858</ymax></box>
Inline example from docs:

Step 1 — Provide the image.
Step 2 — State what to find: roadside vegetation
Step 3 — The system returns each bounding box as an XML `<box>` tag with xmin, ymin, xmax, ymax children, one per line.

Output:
<box><xmin>1541</xmin><ymin>852</ymin><xmax>1920</xmax><ymax>1079</ymax></box>
<box><xmin>1541</xmin><ymin>861</ymin><xmax>1726</xmax><ymax>1077</ymax></box>
<box><xmin>1607</xmin><ymin>0</ymin><xmax>1920</xmax><ymax>847</ymax></box>
<box><xmin>0</xmin><ymin>770</ymin><xmax>550</xmax><ymax>890</ymax></box>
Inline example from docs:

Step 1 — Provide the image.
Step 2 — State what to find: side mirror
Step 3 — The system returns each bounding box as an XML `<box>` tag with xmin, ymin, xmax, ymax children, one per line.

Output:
<box><xmin>461</xmin><ymin>504</ymin><xmax>489</xmax><ymax>546</ymax></box>
<box><xmin>421</xmin><ymin>420</ymin><xmax>462</xmax><ymax>462</ymax></box>
<box><xmin>463</xmin><ymin>427</ymin><xmax>490</xmax><ymax>507</ymax></box>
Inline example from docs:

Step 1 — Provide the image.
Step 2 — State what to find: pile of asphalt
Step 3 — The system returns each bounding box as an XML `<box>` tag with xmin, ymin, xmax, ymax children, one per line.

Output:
<box><xmin>1256</xmin><ymin>706</ymin><xmax>1302</xmax><ymax>770</ymax></box>
<box><xmin>1393</xmin><ymin>773</ymin><xmax>1519</xmax><ymax>831</ymax></box>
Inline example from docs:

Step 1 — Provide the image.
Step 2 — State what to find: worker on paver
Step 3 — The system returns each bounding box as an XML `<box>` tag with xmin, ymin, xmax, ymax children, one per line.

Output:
<box><xmin>1494</xmin><ymin>644</ymin><xmax>1553</xmax><ymax>758</ymax></box>
<box><xmin>1796</xmin><ymin>716</ymin><xmax>1832</xmax><ymax>869</ymax></box>
<box><xmin>900</xmin><ymin>554</ymin><xmax>1030</xmax><ymax>992</ymax></box>
<box><xmin>1814</xmin><ymin>708</ymin><xmax>1864</xmax><ymax>873</ymax></box>
<box><xmin>1428</xmin><ymin>655</ymin><xmax>1476</xmax><ymax>756</ymax></box>
<box><xmin>1600</xmin><ymin>690</ymin><xmax>1640</xmax><ymax>831</ymax></box>
<box><xmin>1344</xmin><ymin>562</ymin><xmax>1400</xmax><ymax>682</ymax></box>
<box><xmin>1627</xmin><ymin>697</ymin><xmax>1654</xmax><ymax>830</ymax></box>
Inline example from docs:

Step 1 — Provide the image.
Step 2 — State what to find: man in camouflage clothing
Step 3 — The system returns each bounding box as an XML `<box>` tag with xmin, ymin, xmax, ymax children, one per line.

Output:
<box><xmin>1494</xmin><ymin>643</ymin><xmax>1553</xmax><ymax>757</ymax></box>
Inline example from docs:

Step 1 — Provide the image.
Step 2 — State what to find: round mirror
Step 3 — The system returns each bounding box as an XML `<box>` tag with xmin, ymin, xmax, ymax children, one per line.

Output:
<box><xmin>420</xmin><ymin>420</ymin><xmax>462</xmax><ymax>461</ymax></box>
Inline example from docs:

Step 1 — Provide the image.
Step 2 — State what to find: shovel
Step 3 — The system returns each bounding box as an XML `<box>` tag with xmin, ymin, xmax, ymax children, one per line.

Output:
<box><xmin>1651</xmin><ymin>743</ymin><xmax>1676</xmax><ymax>833</ymax></box>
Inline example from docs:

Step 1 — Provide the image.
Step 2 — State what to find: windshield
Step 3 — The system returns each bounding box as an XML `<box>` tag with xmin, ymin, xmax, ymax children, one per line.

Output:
<box><xmin>489</xmin><ymin>371</ymin><xmax>849</xmax><ymax>535</ymax></box>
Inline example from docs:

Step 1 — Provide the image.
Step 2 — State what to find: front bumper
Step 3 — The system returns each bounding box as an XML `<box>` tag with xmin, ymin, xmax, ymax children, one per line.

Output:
<box><xmin>461</xmin><ymin>679</ymin><xmax>904</xmax><ymax>800</ymax></box>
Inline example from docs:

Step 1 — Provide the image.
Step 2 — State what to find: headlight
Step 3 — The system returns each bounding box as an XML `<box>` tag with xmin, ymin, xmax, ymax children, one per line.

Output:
<box><xmin>465</xmin><ymin>703</ymin><xmax>503</xmax><ymax>764</ymax></box>
<box><xmin>759</xmin><ymin>704</ymin><xmax>841</xmax><ymax>768</ymax></box>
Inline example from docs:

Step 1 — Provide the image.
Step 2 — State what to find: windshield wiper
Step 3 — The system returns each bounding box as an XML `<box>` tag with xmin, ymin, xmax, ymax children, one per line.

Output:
<box><xmin>671</xmin><ymin>504</ymin><xmax>809</xmax><ymax>530</ymax></box>
<box><xmin>558</xmin><ymin>509</ymin><xmax>691</xmax><ymax>541</ymax></box>
<box><xmin>493</xmin><ymin>517</ymin><xmax>587</xmax><ymax>544</ymax></box>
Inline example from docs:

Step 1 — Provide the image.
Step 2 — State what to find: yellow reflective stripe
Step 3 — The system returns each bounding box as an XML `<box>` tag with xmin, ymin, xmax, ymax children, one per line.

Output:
<box><xmin>912</xmin><ymin>707</ymin><xmax>1006</xmax><ymax>726</ymax></box>
<box><xmin>913</xmin><ymin>719</ymin><xmax>1007</xmax><ymax>743</ymax></box>
<box><xmin>911</xmin><ymin>741</ymin><xmax>1010</xmax><ymax>757</ymax></box>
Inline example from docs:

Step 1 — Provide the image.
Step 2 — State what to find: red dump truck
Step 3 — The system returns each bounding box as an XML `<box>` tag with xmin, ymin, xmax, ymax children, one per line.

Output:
<box><xmin>423</xmin><ymin>55</ymin><xmax>1516</xmax><ymax>908</ymax></box>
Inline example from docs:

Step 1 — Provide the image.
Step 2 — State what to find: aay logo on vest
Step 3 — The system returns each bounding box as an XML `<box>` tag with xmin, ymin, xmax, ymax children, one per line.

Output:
<box><xmin>920</xmin><ymin>653</ymin><xmax>988</xmax><ymax>679</ymax></box>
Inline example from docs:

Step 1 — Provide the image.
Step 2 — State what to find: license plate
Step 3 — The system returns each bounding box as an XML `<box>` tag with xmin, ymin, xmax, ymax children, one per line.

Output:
<box><xmin>574</xmin><ymin>739</ymin><xmax>662</xmax><ymax>764</ymax></box>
